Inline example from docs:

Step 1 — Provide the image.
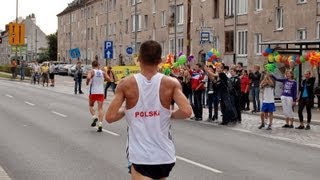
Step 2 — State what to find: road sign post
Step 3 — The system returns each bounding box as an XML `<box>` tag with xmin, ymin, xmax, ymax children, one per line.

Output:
<box><xmin>104</xmin><ymin>41</ymin><xmax>113</xmax><ymax>60</ymax></box>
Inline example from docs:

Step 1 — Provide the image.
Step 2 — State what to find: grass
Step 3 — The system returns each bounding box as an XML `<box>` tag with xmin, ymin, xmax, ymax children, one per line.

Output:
<box><xmin>0</xmin><ymin>72</ymin><xmax>12</xmax><ymax>79</ymax></box>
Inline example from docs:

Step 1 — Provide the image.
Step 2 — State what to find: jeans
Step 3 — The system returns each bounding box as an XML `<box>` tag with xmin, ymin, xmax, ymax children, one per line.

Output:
<box><xmin>104</xmin><ymin>82</ymin><xmax>116</xmax><ymax>99</ymax></box>
<box><xmin>298</xmin><ymin>98</ymin><xmax>313</xmax><ymax>124</ymax></box>
<box><xmin>251</xmin><ymin>87</ymin><xmax>260</xmax><ymax>111</ymax></box>
<box><xmin>74</xmin><ymin>77</ymin><xmax>82</xmax><ymax>93</ymax></box>
<box><xmin>207</xmin><ymin>93</ymin><xmax>219</xmax><ymax>119</ymax></box>
<box><xmin>20</xmin><ymin>68</ymin><xmax>25</xmax><ymax>80</ymax></box>
<box><xmin>192</xmin><ymin>90</ymin><xmax>203</xmax><ymax>118</ymax></box>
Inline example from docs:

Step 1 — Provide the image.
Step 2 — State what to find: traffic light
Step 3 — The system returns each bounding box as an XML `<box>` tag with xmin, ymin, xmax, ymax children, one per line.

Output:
<box><xmin>8</xmin><ymin>22</ymin><xmax>25</xmax><ymax>45</ymax></box>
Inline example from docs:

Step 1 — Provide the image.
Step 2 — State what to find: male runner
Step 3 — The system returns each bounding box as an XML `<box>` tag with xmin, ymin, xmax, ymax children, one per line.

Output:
<box><xmin>105</xmin><ymin>40</ymin><xmax>192</xmax><ymax>179</ymax></box>
<box><xmin>86</xmin><ymin>60</ymin><xmax>110</xmax><ymax>132</ymax></box>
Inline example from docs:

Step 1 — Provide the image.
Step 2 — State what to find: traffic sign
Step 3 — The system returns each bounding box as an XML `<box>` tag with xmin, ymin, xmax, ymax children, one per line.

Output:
<box><xmin>126</xmin><ymin>47</ymin><xmax>133</xmax><ymax>55</ymax></box>
<box><xmin>104</xmin><ymin>41</ymin><xmax>113</xmax><ymax>59</ymax></box>
<box><xmin>69</xmin><ymin>48</ymin><xmax>81</xmax><ymax>59</ymax></box>
<box><xmin>8</xmin><ymin>22</ymin><xmax>25</xmax><ymax>45</ymax></box>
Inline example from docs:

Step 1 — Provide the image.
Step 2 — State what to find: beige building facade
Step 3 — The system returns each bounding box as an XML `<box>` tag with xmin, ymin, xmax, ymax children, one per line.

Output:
<box><xmin>57</xmin><ymin>0</ymin><xmax>320</xmax><ymax>67</ymax></box>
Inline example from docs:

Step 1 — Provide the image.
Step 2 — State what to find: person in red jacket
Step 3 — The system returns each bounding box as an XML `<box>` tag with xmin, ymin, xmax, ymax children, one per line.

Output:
<box><xmin>240</xmin><ymin>70</ymin><xmax>250</xmax><ymax>111</ymax></box>
<box><xmin>190</xmin><ymin>63</ymin><xmax>205</xmax><ymax>121</ymax></box>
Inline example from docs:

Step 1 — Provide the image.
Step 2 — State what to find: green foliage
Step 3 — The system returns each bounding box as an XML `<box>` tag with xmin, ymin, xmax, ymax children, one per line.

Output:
<box><xmin>47</xmin><ymin>32</ymin><xmax>57</xmax><ymax>61</ymax></box>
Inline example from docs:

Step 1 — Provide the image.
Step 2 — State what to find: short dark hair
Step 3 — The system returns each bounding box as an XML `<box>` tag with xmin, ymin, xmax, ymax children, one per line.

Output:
<box><xmin>138</xmin><ymin>40</ymin><xmax>162</xmax><ymax>66</ymax></box>
<box><xmin>196</xmin><ymin>63</ymin><xmax>202</xmax><ymax>68</ymax></box>
<box><xmin>92</xmin><ymin>60</ymin><xmax>99</xmax><ymax>68</ymax></box>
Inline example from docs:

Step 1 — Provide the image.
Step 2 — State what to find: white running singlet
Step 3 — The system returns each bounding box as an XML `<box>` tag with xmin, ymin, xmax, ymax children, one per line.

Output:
<box><xmin>89</xmin><ymin>69</ymin><xmax>104</xmax><ymax>95</ymax></box>
<box><xmin>125</xmin><ymin>73</ymin><xmax>176</xmax><ymax>165</ymax></box>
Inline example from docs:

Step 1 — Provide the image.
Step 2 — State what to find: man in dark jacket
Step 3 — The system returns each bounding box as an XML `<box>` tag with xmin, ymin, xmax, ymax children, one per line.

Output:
<box><xmin>296</xmin><ymin>70</ymin><xmax>315</xmax><ymax>130</ymax></box>
<box><xmin>74</xmin><ymin>61</ymin><xmax>84</xmax><ymax>94</ymax></box>
<box><xmin>249</xmin><ymin>65</ymin><xmax>262</xmax><ymax>113</ymax></box>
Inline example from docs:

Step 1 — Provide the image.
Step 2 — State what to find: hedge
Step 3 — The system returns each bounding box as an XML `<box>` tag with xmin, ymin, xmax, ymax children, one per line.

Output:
<box><xmin>0</xmin><ymin>65</ymin><xmax>32</xmax><ymax>77</ymax></box>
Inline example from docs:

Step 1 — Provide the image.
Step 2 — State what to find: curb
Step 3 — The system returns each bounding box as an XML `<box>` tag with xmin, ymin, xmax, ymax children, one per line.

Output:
<box><xmin>242</xmin><ymin>111</ymin><xmax>320</xmax><ymax>126</ymax></box>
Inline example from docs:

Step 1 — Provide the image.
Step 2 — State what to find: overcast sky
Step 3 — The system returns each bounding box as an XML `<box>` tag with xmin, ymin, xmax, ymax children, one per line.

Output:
<box><xmin>0</xmin><ymin>0</ymin><xmax>70</xmax><ymax>35</ymax></box>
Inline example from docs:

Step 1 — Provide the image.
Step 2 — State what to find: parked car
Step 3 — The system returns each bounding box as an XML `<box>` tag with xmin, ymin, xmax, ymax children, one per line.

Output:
<box><xmin>58</xmin><ymin>64</ymin><xmax>73</xmax><ymax>76</ymax></box>
<box><xmin>82</xmin><ymin>65</ymin><xmax>92</xmax><ymax>78</ymax></box>
<box><xmin>68</xmin><ymin>64</ymin><xmax>76</xmax><ymax>76</ymax></box>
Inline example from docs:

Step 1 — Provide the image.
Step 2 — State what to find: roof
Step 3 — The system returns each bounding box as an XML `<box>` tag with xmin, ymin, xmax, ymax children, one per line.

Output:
<box><xmin>260</xmin><ymin>40</ymin><xmax>320</xmax><ymax>46</ymax></box>
<box><xmin>57</xmin><ymin>0</ymin><xmax>86</xmax><ymax>17</ymax></box>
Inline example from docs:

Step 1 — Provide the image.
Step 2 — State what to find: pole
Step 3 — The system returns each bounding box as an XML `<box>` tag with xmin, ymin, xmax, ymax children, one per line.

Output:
<box><xmin>174</xmin><ymin>0</ymin><xmax>177</xmax><ymax>60</ymax></box>
<box><xmin>106</xmin><ymin>0</ymin><xmax>109</xmax><ymax>66</ymax></box>
<box><xmin>233</xmin><ymin>0</ymin><xmax>237</xmax><ymax>64</ymax></box>
<box><xmin>35</xmin><ymin>28</ymin><xmax>37</xmax><ymax>60</ymax></box>
<box><xmin>85</xmin><ymin>3</ymin><xmax>88</xmax><ymax>65</ymax></box>
<box><xmin>15</xmin><ymin>0</ymin><xmax>18</xmax><ymax>61</ymax></box>
<box><xmin>186</xmin><ymin>0</ymin><xmax>191</xmax><ymax>57</ymax></box>
<box><xmin>70</xmin><ymin>12</ymin><xmax>72</xmax><ymax>63</ymax></box>
<box><xmin>134</xmin><ymin>0</ymin><xmax>138</xmax><ymax>53</ymax></box>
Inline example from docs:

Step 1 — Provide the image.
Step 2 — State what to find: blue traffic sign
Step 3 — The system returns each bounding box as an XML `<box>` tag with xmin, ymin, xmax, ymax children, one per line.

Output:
<box><xmin>126</xmin><ymin>47</ymin><xmax>133</xmax><ymax>55</ymax></box>
<box><xmin>69</xmin><ymin>48</ymin><xmax>81</xmax><ymax>59</ymax></box>
<box><xmin>104</xmin><ymin>41</ymin><xmax>113</xmax><ymax>59</ymax></box>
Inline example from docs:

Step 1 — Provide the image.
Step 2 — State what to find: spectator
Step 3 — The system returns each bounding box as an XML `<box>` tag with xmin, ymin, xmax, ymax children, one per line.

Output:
<box><xmin>296</xmin><ymin>70</ymin><xmax>315</xmax><ymax>130</ymax></box>
<box><xmin>104</xmin><ymin>66</ymin><xmax>117</xmax><ymax>99</ymax></box>
<box><xmin>20</xmin><ymin>60</ymin><xmax>26</xmax><ymax>80</ymax></box>
<box><xmin>41</xmin><ymin>63</ymin><xmax>49</xmax><ymax>87</ymax></box>
<box><xmin>272</xmin><ymin>70</ymin><xmax>297</xmax><ymax>128</ymax></box>
<box><xmin>206</xmin><ymin>65</ymin><xmax>219</xmax><ymax>121</ymax></box>
<box><xmin>49</xmin><ymin>62</ymin><xmax>55</xmax><ymax>87</ymax></box>
<box><xmin>229</xmin><ymin>66</ymin><xmax>242</xmax><ymax>123</ymax></box>
<box><xmin>249</xmin><ymin>65</ymin><xmax>262</xmax><ymax>113</ymax></box>
<box><xmin>10</xmin><ymin>59</ymin><xmax>17</xmax><ymax>79</ymax></box>
<box><xmin>190</xmin><ymin>63</ymin><xmax>205</xmax><ymax>121</ymax></box>
<box><xmin>259</xmin><ymin>73</ymin><xmax>275</xmax><ymax>130</ymax></box>
<box><xmin>240</xmin><ymin>70</ymin><xmax>250</xmax><ymax>111</ymax></box>
<box><xmin>74</xmin><ymin>61</ymin><xmax>84</xmax><ymax>94</ymax></box>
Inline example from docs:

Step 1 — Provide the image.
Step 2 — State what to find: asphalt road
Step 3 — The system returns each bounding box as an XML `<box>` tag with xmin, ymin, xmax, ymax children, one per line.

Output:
<box><xmin>0</xmin><ymin>79</ymin><xmax>320</xmax><ymax>180</ymax></box>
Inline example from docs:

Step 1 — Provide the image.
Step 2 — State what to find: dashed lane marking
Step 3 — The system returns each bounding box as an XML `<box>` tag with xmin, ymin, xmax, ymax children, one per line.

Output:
<box><xmin>5</xmin><ymin>94</ymin><xmax>13</xmax><ymax>98</ymax></box>
<box><xmin>51</xmin><ymin>111</ymin><xmax>67</xmax><ymax>118</ymax></box>
<box><xmin>176</xmin><ymin>156</ymin><xmax>223</xmax><ymax>174</ymax></box>
<box><xmin>93</xmin><ymin>127</ymin><xmax>120</xmax><ymax>136</ymax></box>
<box><xmin>0</xmin><ymin>165</ymin><xmax>11</xmax><ymax>180</ymax></box>
<box><xmin>305</xmin><ymin>143</ymin><xmax>320</xmax><ymax>149</ymax></box>
<box><xmin>24</xmin><ymin>101</ymin><xmax>35</xmax><ymax>106</ymax></box>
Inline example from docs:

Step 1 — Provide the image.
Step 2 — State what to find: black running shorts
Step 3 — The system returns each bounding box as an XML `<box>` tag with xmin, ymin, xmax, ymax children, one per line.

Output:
<box><xmin>132</xmin><ymin>163</ymin><xmax>175</xmax><ymax>179</ymax></box>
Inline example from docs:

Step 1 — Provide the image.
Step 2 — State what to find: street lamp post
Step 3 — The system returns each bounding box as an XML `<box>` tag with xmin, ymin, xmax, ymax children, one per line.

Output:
<box><xmin>174</xmin><ymin>0</ymin><xmax>177</xmax><ymax>60</ymax></box>
<box><xmin>134</xmin><ymin>0</ymin><xmax>138</xmax><ymax>53</ymax></box>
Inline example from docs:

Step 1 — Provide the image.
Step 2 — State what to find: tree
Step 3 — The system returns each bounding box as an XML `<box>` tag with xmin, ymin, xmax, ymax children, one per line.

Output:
<box><xmin>47</xmin><ymin>32</ymin><xmax>57</xmax><ymax>61</ymax></box>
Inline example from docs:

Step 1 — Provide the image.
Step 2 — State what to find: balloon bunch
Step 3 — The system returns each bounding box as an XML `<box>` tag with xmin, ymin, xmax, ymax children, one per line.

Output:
<box><xmin>263</xmin><ymin>48</ymin><xmax>320</xmax><ymax>67</ymax></box>
<box><xmin>161</xmin><ymin>53</ymin><xmax>188</xmax><ymax>75</ymax></box>
<box><xmin>205</xmin><ymin>48</ymin><xmax>221</xmax><ymax>63</ymax></box>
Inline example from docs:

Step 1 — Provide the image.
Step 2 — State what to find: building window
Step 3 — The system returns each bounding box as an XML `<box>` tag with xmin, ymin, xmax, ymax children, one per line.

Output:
<box><xmin>254</xmin><ymin>33</ymin><xmax>262</xmax><ymax>55</ymax></box>
<box><xmin>317</xmin><ymin>1</ymin><xmax>320</xmax><ymax>15</ymax></box>
<box><xmin>238</xmin><ymin>0</ymin><xmax>248</xmax><ymax>15</ymax></box>
<box><xmin>131</xmin><ymin>0</ymin><xmax>141</xmax><ymax>5</ymax></box>
<box><xmin>125</xmin><ymin>19</ymin><xmax>129</xmax><ymax>33</ymax></box>
<box><xmin>276</xmin><ymin>7</ymin><xmax>283</xmax><ymax>30</ymax></box>
<box><xmin>161</xmin><ymin>11</ymin><xmax>167</xmax><ymax>27</ymax></box>
<box><xmin>237</xmin><ymin>30</ymin><xmax>248</xmax><ymax>56</ymax></box>
<box><xmin>91</xmin><ymin>27</ymin><xmax>94</xmax><ymax>40</ymax></box>
<box><xmin>178</xmin><ymin>38</ymin><xmax>184</xmax><ymax>53</ymax></box>
<box><xmin>225</xmin><ymin>0</ymin><xmax>235</xmax><ymax>17</ymax></box>
<box><xmin>169</xmin><ymin>39</ymin><xmax>175</xmax><ymax>54</ymax></box>
<box><xmin>225</xmin><ymin>31</ymin><xmax>234</xmax><ymax>53</ymax></box>
<box><xmin>152</xmin><ymin>0</ymin><xmax>156</xmax><ymax>13</ymax></box>
<box><xmin>144</xmin><ymin>15</ymin><xmax>149</xmax><ymax>30</ymax></box>
<box><xmin>177</xmin><ymin>4</ymin><xmax>184</xmax><ymax>25</ymax></box>
<box><xmin>297</xmin><ymin>0</ymin><xmax>307</xmax><ymax>4</ymax></box>
<box><xmin>132</xmin><ymin>14</ymin><xmax>142</xmax><ymax>32</ymax></box>
<box><xmin>152</xmin><ymin>28</ymin><xmax>156</xmax><ymax>40</ymax></box>
<box><xmin>317</xmin><ymin>22</ymin><xmax>320</xmax><ymax>39</ymax></box>
<box><xmin>297</xmin><ymin>29</ymin><xmax>307</xmax><ymax>40</ymax></box>
<box><xmin>113</xmin><ymin>23</ymin><xmax>116</xmax><ymax>34</ymax></box>
<box><xmin>255</xmin><ymin>0</ymin><xmax>262</xmax><ymax>11</ymax></box>
<box><xmin>212</xmin><ymin>0</ymin><xmax>219</xmax><ymax>18</ymax></box>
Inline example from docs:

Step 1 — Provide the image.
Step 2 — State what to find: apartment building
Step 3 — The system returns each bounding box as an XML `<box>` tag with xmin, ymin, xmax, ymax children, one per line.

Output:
<box><xmin>0</xmin><ymin>14</ymin><xmax>48</xmax><ymax>64</ymax></box>
<box><xmin>57</xmin><ymin>0</ymin><xmax>320</xmax><ymax>67</ymax></box>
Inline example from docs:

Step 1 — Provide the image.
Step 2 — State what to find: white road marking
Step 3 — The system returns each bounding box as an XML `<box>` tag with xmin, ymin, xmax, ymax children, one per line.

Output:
<box><xmin>24</xmin><ymin>101</ymin><xmax>35</xmax><ymax>106</ymax></box>
<box><xmin>5</xmin><ymin>94</ymin><xmax>13</xmax><ymax>98</ymax></box>
<box><xmin>101</xmin><ymin>128</ymin><xmax>120</xmax><ymax>136</ymax></box>
<box><xmin>51</xmin><ymin>111</ymin><xmax>67</xmax><ymax>118</ymax></box>
<box><xmin>230</xmin><ymin>128</ymin><xmax>252</xmax><ymax>133</ymax></box>
<box><xmin>305</xmin><ymin>143</ymin><xmax>320</xmax><ymax>149</ymax></box>
<box><xmin>176</xmin><ymin>156</ymin><xmax>223</xmax><ymax>174</ymax></box>
<box><xmin>0</xmin><ymin>165</ymin><xmax>11</xmax><ymax>179</ymax></box>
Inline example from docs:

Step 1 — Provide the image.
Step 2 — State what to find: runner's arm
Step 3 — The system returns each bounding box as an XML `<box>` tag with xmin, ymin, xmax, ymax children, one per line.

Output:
<box><xmin>171</xmin><ymin>79</ymin><xmax>192</xmax><ymax>119</ymax></box>
<box><xmin>86</xmin><ymin>70</ymin><xmax>94</xmax><ymax>85</ymax></box>
<box><xmin>105</xmin><ymin>80</ymin><xmax>125</xmax><ymax>123</ymax></box>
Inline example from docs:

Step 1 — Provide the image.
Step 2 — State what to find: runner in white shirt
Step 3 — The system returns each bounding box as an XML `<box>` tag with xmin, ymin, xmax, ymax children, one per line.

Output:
<box><xmin>105</xmin><ymin>40</ymin><xmax>192</xmax><ymax>180</ymax></box>
<box><xmin>86</xmin><ymin>60</ymin><xmax>110</xmax><ymax>132</ymax></box>
<box><xmin>259</xmin><ymin>73</ymin><xmax>275</xmax><ymax>130</ymax></box>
